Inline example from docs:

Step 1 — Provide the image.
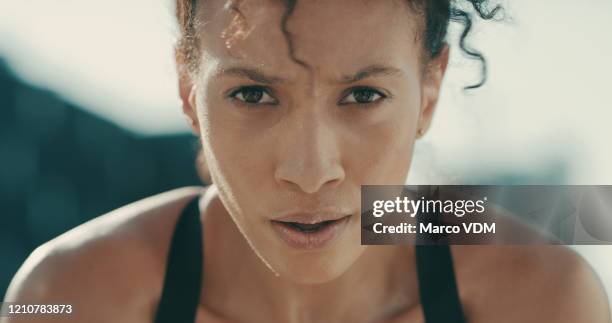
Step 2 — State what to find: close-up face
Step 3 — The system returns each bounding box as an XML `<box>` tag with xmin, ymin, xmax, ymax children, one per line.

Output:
<box><xmin>179</xmin><ymin>0</ymin><xmax>448</xmax><ymax>284</ymax></box>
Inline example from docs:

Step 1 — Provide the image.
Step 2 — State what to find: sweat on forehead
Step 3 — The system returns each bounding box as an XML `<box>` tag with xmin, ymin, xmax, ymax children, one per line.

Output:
<box><xmin>177</xmin><ymin>0</ymin><xmax>500</xmax><ymax>89</ymax></box>
<box><xmin>190</xmin><ymin>0</ymin><xmax>422</xmax><ymax>74</ymax></box>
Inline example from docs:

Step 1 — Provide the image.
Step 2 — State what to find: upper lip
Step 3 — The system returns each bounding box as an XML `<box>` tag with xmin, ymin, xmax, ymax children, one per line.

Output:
<box><xmin>273</xmin><ymin>211</ymin><xmax>352</xmax><ymax>224</ymax></box>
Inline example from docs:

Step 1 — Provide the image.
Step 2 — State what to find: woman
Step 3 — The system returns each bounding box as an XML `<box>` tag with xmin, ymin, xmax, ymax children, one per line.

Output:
<box><xmin>3</xmin><ymin>0</ymin><xmax>610</xmax><ymax>322</ymax></box>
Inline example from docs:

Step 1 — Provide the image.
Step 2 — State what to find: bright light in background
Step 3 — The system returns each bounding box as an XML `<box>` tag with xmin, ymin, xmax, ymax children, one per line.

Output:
<box><xmin>417</xmin><ymin>0</ymin><xmax>612</xmax><ymax>185</ymax></box>
<box><xmin>1</xmin><ymin>0</ymin><xmax>611</xmax><ymax>305</ymax></box>
<box><xmin>0</xmin><ymin>0</ymin><xmax>182</xmax><ymax>134</ymax></box>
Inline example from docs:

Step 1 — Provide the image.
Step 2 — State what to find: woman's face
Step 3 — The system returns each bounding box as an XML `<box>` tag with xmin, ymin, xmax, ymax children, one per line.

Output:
<box><xmin>180</xmin><ymin>0</ymin><xmax>447</xmax><ymax>283</ymax></box>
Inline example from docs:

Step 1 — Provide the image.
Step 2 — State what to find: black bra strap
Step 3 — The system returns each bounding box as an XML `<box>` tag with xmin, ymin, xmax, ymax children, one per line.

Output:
<box><xmin>154</xmin><ymin>197</ymin><xmax>203</xmax><ymax>323</ymax></box>
<box><xmin>153</xmin><ymin>196</ymin><xmax>464</xmax><ymax>323</ymax></box>
<box><xmin>416</xmin><ymin>245</ymin><xmax>466</xmax><ymax>323</ymax></box>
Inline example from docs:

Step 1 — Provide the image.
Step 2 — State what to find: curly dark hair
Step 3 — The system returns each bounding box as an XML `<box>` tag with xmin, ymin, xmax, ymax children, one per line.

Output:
<box><xmin>175</xmin><ymin>0</ymin><xmax>502</xmax><ymax>90</ymax></box>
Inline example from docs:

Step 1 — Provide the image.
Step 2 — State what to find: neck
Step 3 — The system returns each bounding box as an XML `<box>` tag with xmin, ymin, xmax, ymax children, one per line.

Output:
<box><xmin>200</xmin><ymin>191</ymin><xmax>419</xmax><ymax>323</ymax></box>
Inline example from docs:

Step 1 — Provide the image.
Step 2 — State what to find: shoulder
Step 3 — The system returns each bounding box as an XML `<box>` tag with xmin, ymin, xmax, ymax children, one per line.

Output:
<box><xmin>2</xmin><ymin>186</ymin><xmax>206</xmax><ymax>323</ymax></box>
<box><xmin>453</xmin><ymin>245</ymin><xmax>611</xmax><ymax>323</ymax></box>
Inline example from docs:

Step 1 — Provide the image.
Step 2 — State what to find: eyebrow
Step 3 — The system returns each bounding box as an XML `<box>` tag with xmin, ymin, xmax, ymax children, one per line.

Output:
<box><xmin>216</xmin><ymin>64</ymin><xmax>402</xmax><ymax>85</ymax></box>
<box><xmin>217</xmin><ymin>67</ymin><xmax>286</xmax><ymax>84</ymax></box>
<box><xmin>339</xmin><ymin>65</ymin><xmax>403</xmax><ymax>84</ymax></box>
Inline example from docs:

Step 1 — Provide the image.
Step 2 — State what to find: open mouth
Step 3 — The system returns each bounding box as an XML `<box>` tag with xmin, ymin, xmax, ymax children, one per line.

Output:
<box><xmin>275</xmin><ymin>219</ymin><xmax>338</xmax><ymax>233</ymax></box>
<box><xmin>270</xmin><ymin>215</ymin><xmax>352</xmax><ymax>250</ymax></box>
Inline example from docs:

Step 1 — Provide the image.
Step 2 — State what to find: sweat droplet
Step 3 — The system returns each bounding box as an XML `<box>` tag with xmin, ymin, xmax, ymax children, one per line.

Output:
<box><xmin>221</xmin><ymin>0</ymin><xmax>254</xmax><ymax>56</ymax></box>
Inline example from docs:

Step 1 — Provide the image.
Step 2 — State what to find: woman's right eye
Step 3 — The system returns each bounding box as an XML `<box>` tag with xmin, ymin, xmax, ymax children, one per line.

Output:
<box><xmin>228</xmin><ymin>86</ymin><xmax>278</xmax><ymax>106</ymax></box>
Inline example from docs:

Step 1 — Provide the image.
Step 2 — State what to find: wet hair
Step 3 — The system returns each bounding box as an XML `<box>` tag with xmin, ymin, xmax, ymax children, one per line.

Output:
<box><xmin>175</xmin><ymin>0</ymin><xmax>503</xmax><ymax>90</ymax></box>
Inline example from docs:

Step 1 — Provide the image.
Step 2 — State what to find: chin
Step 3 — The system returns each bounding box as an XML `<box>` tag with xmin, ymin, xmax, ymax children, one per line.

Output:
<box><xmin>243</xmin><ymin>214</ymin><xmax>365</xmax><ymax>284</ymax></box>
<box><xmin>268</xmin><ymin>237</ymin><xmax>366</xmax><ymax>285</ymax></box>
<box><xmin>277</xmin><ymin>251</ymin><xmax>362</xmax><ymax>284</ymax></box>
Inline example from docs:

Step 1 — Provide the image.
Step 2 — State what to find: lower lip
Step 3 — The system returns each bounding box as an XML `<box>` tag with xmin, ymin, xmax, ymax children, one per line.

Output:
<box><xmin>270</xmin><ymin>216</ymin><xmax>352</xmax><ymax>250</ymax></box>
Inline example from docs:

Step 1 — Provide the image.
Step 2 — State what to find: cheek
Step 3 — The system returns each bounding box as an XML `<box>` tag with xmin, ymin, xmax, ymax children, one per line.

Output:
<box><xmin>196</xmin><ymin>89</ymin><xmax>273</xmax><ymax>209</ymax></box>
<box><xmin>345</xmin><ymin>98</ymin><xmax>421</xmax><ymax>185</ymax></box>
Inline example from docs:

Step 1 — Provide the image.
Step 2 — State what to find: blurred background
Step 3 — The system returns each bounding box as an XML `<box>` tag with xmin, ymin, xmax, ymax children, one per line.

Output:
<box><xmin>1</xmin><ymin>0</ymin><xmax>611</xmax><ymax>308</ymax></box>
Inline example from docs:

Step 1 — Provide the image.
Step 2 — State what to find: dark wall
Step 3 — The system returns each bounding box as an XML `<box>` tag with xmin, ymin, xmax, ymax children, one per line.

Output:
<box><xmin>0</xmin><ymin>60</ymin><xmax>201</xmax><ymax>297</ymax></box>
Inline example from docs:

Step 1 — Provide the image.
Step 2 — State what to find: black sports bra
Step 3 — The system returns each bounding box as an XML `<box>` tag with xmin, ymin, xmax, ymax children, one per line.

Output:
<box><xmin>154</xmin><ymin>195</ymin><xmax>466</xmax><ymax>323</ymax></box>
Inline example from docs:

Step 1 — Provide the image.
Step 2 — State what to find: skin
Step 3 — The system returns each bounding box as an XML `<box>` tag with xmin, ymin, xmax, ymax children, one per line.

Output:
<box><xmin>187</xmin><ymin>0</ymin><xmax>433</xmax><ymax>285</ymax></box>
<box><xmin>3</xmin><ymin>0</ymin><xmax>611</xmax><ymax>322</ymax></box>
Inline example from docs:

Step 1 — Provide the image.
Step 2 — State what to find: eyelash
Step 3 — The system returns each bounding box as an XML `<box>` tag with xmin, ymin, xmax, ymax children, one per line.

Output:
<box><xmin>227</xmin><ymin>85</ymin><xmax>278</xmax><ymax>107</ymax></box>
<box><xmin>226</xmin><ymin>85</ymin><xmax>390</xmax><ymax>108</ymax></box>
<box><xmin>338</xmin><ymin>86</ymin><xmax>389</xmax><ymax>108</ymax></box>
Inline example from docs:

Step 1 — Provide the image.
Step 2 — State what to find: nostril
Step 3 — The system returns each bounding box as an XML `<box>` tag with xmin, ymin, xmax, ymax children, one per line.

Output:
<box><xmin>274</xmin><ymin>163</ymin><xmax>345</xmax><ymax>194</ymax></box>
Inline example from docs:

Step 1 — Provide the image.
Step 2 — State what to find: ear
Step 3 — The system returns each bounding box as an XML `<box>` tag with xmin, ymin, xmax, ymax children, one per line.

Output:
<box><xmin>176</xmin><ymin>49</ymin><xmax>201</xmax><ymax>136</ymax></box>
<box><xmin>417</xmin><ymin>44</ymin><xmax>449</xmax><ymax>139</ymax></box>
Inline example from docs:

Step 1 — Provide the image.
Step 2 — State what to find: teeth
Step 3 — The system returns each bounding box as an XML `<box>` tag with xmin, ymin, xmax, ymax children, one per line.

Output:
<box><xmin>285</xmin><ymin>220</ymin><xmax>334</xmax><ymax>233</ymax></box>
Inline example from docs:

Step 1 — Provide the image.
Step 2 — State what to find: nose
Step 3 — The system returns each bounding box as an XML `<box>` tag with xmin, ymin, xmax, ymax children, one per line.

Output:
<box><xmin>274</xmin><ymin>109</ymin><xmax>346</xmax><ymax>194</ymax></box>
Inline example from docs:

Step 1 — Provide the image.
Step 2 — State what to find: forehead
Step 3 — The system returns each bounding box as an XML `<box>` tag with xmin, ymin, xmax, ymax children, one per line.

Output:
<box><xmin>196</xmin><ymin>0</ymin><xmax>421</xmax><ymax>79</ymax></box>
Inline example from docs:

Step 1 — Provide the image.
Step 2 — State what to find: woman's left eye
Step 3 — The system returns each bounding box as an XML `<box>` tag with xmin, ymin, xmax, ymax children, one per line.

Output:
<box><xmin>339</xmin><ymin>87</ymin><xmax>387</xmax><ymax>105</ymax></box>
